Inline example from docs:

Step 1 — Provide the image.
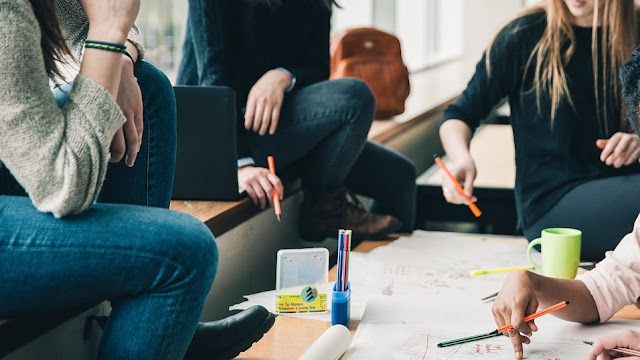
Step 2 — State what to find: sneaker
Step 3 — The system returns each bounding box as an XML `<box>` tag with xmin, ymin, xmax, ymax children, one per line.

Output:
<box><xmin>299</xmin><ymin>187</ymin><xmax>402</xmax><ymax>241</ymax></box>
<box><xmin>184</xmin><ymin>305</ymin><xmax>276</xmax><ymax>360</ymax></box>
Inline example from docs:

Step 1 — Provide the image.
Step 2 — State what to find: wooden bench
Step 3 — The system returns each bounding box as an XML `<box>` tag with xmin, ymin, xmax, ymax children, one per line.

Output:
<box><xmin>416</xmin><ymin>124</ymin><xmax>518</xmax><ymax>234</ymax></box>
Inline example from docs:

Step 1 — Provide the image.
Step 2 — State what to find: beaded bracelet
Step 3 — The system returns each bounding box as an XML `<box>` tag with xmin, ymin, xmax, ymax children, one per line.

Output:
<box><xmin>85</xmin><ymin>40</ymin><xmax>126</xmax><ymax>54</ymax></box>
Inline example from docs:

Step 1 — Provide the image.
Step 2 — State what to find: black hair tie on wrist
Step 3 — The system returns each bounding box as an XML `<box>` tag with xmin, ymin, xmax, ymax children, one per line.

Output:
<box><xmin>122</xmin><ymin>50</ymin><xmax>136</xmax><ymax>65</ymax></box>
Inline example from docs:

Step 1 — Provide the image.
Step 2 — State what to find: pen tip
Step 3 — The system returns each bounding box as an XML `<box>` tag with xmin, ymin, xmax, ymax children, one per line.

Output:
<box><xmin>276</xmin><ymin>214</ymin><xmax>281</xmax><ymax>222</ymax></box>
<box><xmin>566</xmin><ymin>301</ymin><xmax>570</xmax><ymax>305</ymax></box>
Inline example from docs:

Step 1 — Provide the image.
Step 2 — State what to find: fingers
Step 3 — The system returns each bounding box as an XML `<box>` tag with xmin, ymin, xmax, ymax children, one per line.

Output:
<box><xmin>257</xmin><ymin>174</ymin><xmax>275</xmax><ymax>205</ymax></box>
<box><xmin>253</xmin><ymin>100</ymin><xmax>266</xmax><ymax>133</ymax></box>
<box><xmin>258</xmin><ymin>101</ymin><xmax>272</xmax><ymax>136</ymax></box>
<box><xmin>244</xmin><ymin>97</ymin><xmax>256</xmax><ymax>130</ymax></box>
<box><xmin>269</xmin><ymin>105</ymin><xmax>280</xmax><ymax>135</ymax></box>
<box><xmin>462</xmin><ymin>173</ymin><xmax>476</xmax><ymax>200</ymax></box>
<box><xmin>267</xmin><ymin>173</ymin><xmax>284</xmax><ymax>200</ymax></box>
<box><xmin>247</xmin><ymin>181</ymin><xmax>267</xmax><ymax>209</ymax></box>
<box><xmin>595</xmin><ymin>139</ymin><xmax>608</xmax><ymax>150</ymax></box>
<box><xmin>598</xmin><ymin>133</ymin><xmax>640</xmax><ymax>168</ymax></box>
<box><xmin>122</xmin><ymin>114</ymin><xmax>140</xmax><ymax>167</ymax></box>
<box><xmin>611</xmin><ymin>135</ymin><xmax>632</xmax><ymax>168</ymax></box>
<box><xmin>506</xmin><ymin>329</ymin><xmax>525</xmax><ymax>360</ymax></box>
<box><xmin>109</xmin><ymin>128</ymin><xmax>126</xmax><ymax>163</ymax></box>
<box><xmin>238</xmin><ymin>167</ymin><xmax>285</xmax><ymax>209</ymax></box>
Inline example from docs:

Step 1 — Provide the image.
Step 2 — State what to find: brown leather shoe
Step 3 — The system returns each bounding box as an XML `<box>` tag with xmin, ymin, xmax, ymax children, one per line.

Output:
<box><xmin>299</xmin><ymin>188</ymin><xmax>402</xmax><ymax>241</ymax></box>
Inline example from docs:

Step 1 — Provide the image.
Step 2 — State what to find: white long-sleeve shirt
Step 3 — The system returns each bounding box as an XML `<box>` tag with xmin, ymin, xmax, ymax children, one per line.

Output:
<box><xmin>578</xmin><ymin>214</ymin><xmax>640</xmax><ymax>322</ymax></box>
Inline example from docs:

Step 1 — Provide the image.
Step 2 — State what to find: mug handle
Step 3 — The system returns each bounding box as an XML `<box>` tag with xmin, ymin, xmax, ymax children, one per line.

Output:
<box><xmin>527</xmin><ymin>238</ymin><xmax>543</xmax><ymax>272</ymax></box>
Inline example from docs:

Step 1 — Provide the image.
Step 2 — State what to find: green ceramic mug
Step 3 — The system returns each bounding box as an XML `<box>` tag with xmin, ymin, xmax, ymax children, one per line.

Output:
<box><xmin>527</xmin><ymin>228</ymin><xmax>582</xmax><ymax>279</ymax></box>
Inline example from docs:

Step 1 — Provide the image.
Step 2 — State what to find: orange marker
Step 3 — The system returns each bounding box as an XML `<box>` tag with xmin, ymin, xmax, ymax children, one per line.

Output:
<box><xmin>497</xmin><ymin>301</ymin><xmax>569</xmax><ymax>333</ymax></box>
<box><xmin>267</xmin><ymin>156</ymin><xmax>282</xmax><ymax>222</ymax></box>
<box><xmin>434</xmin><ymin>155</ymin><xmax>482</xmax><ymax>217</ymax></box>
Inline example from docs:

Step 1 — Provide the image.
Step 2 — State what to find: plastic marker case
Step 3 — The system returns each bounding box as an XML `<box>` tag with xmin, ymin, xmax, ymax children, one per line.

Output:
<box><xmin>276</xmin><ymin>248</ymin><xmax>329</xmax><ymax>313</ymax></box>
<box><xmin>331</xmin><ymin>281</ymin><xmax>351</xmax><ymax>326</ymax></box>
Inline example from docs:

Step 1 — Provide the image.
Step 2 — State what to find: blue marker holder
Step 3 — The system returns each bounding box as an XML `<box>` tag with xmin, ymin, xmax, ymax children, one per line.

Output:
<box><xmin>331</xmin><ymin>281</ymin><xmax>351</xmax><ymax>326</ymax></box>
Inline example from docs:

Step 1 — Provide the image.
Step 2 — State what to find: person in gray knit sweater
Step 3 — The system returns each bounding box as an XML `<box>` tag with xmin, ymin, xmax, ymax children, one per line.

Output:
<box><xmin>0</xmin><ymin>0</ymin><xmax>273</xmax><ymax>359</ymax></box>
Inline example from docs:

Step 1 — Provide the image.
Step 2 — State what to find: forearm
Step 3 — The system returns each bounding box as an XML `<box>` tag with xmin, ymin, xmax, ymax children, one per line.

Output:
<box><xmin>80</xmin><ymin>29</ymin><xmax>129</xmax><ymax>97</ymax></box>
<box><xmin>440</xmin><ymin>119</ymin><xmax>473</xmax><ymax>162</ymax></box>
<box><xmin>528</xmin><ymin>271</ymin><xmax>599</xmax><ymax>324</ymax></box>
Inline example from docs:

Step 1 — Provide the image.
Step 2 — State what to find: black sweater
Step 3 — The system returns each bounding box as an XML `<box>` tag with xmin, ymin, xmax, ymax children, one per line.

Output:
<box><xmin>442</xmin><ymin>12</ymin><xmax>640</xmax><ymax>229</ymax></box>
<box><xmin>177</xmin><ymin>0</ymin><xmax>331</xmax><ymax>159</ymax></box>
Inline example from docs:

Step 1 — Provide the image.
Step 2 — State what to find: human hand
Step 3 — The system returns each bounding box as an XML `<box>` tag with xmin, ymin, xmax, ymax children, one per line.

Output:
<box><xmin>238</xmin><ymin>166</ymin><xmax>284</xmax><ymax>209</ymax></box>
<box><xmin>587</xmin><ymin>330</ymin><xmax>640</xmax><ymax>360</ymax></box>
<box><xmin>596</xmin><ymin>132</ymin><xmax>640</xmax><ymax>168</ymax></box>
<box><xmin>109</xmin><ymin>59</ymin><xmax>142</xmax><ymax>166</ymax></box>
<box><xmin>80</xmin><ymin>0</ymin><xmax>141</xmax><ymax>41</ymax></box>
<box><xmin>244</xmin><ymin>70</ymin><xmax>292</xmax><ymax>136</ymax></box>
<box><xmin>440</xmin><ymin>156</ymin><xmax>477</xmax><ymax>205</ymax></box>
<box><xmin>491</xmin><ymin>271</ymin><xmax>540</xmax><ymax>360</ymax></box>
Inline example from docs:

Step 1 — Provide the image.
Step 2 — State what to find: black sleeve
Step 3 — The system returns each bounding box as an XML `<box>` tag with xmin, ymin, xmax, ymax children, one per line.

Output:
<box><xmin>442</xmin><ymin>22</ymin><xmax>523</xmax><ymax>131</ymax></box>
<box><xmin>281</xmin><ymin>2</ymin><xmax>331</xmax><ymax>87</ymax></box>
<box><xmin>183</xmin><ymin>0</ymin><xmax>232</xmax><ymax>87</ymax></box>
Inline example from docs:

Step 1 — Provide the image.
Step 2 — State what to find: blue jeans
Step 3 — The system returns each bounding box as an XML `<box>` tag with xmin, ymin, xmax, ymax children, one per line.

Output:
<box><xmin>53</xmin><ymin>61</ymin><xmax>177</xmax><ymax>208</ymax></box>
<box><xmin>0</xmin><ymin>196</ymin><xmax>218</xmax><ymax>359</ymax></box>
<box><xmin>248</xmin><ymin>78</ymin><xmax>417</xmax><ymax>231</ymax></box>
<box><xmin>0</xmin><ymin>62</ymin><xmax>215</xmax><ymax>358</ymax></box>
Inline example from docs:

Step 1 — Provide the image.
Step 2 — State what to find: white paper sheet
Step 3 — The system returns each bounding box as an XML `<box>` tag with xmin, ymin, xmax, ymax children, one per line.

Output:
<box><xmin>344</xmin><ymin>295</ymin><xmax>638</xmax><ymax>360</ymax></box>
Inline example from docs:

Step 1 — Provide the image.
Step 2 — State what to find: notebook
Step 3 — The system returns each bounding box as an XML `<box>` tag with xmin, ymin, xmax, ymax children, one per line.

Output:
<box><xmin>171</xmin><ymin>85</ymin><xmax>240</xmax><ymax>200</ymax></box>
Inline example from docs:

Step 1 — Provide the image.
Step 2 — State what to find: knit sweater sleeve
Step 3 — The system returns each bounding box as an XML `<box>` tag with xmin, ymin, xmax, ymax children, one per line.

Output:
<box><xmin>54</xmin><ymin>0</ymin><xmax>145</xmax><ymax>61</ymax></box>
<box><xmin>0</xmin><ymin>0</ymin><xmax>125</xmax><ymax>217</ymax></box>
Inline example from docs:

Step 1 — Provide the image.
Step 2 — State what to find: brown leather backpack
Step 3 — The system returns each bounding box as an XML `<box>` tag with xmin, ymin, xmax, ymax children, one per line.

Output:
<box><xmin>330</xmin><ymin>27</ymin><xmax>410</xmax><ymax>118</ymax></box>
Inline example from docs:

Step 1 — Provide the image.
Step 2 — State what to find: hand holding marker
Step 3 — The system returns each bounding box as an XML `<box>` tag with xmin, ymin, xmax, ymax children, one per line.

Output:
<box><xmin>437</xmin><ymin>301</ymin><xmax>569</xmax><ymax>347</ymax></box>
<box><xmin>434</xmin><ymin>155</ymin><xmax>481</xmax><ymax>217</ymax></box>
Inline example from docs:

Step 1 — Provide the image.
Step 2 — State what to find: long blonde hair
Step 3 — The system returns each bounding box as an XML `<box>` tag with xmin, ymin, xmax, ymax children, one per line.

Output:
<box><xmin>487</xmin><ymin>0</ymin><xmax>637</xmax><ymax>131</ymax></box>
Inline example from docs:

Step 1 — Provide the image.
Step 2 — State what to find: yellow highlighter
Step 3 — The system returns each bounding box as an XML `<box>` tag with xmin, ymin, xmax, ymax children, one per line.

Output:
<box><xmin>470</xmin><ymin>266</ymin><xmax>535</xmax><ymax>276</ymax></box>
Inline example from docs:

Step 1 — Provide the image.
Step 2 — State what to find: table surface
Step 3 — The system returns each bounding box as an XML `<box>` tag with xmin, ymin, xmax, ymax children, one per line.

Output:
<box><xmin>235</xmin><ymin>234</ymin><xmax>640</xmax><ymax>360</ymax></box>
<box><xmin>417</xmin><ymin>124</ymin><xmax>515</xmax><ymax>190</ymax></box>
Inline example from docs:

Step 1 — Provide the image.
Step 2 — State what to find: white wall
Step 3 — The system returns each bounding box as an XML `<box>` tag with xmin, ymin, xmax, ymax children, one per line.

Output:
<box><xmin>463</xmin><ymin>0</ymin><xmax>528</xmax><ymax>66</ymax></box>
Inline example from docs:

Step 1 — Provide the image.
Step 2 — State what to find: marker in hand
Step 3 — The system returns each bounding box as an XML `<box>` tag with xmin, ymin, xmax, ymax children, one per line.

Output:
<box><xmin>434</xmin><ymin>155</ymin><xmax>482</xmax><ymax>217</ymax></box>
<box><xmin>267</xmin><ymin>156</ymin><xmax>282</xmax><ymax>222</ymax></box>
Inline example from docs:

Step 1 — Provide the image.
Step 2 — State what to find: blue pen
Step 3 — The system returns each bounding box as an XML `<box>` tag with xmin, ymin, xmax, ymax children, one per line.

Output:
<box><xmin>336</xmin><ymin>230</ymin><xmax>345</xmax><ymax>290</ymax></box>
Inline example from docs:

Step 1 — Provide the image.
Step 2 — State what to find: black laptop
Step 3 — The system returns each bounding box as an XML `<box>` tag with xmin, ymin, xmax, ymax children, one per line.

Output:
<box><xmin>172</xmin><ymin>86</ymin><xmax>240</xmax><ymax>200</ymax></box>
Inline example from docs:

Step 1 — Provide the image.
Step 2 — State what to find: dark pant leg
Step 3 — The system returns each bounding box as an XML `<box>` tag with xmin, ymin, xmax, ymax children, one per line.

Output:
<box><xmin>98</xmin><ymin>61</ymin><xmax>177</xmax><ymax>208</ymax></box>
<box><xmin>523</xmin><ymin>174</ymin><xmax>640</xmax><ymax>261</ymax></box>
<box><xmin>344</xmin><ymin>141</ymin><xmax>417</xmax><ymax>232</ymax></box>
<box><xmin>248</xmin><ymin>78</ymin><xmax>374</xmax><ymax>195</ymax></box>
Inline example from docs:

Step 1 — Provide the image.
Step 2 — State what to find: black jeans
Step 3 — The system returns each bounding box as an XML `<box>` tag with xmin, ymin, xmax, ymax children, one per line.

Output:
<box><xmin>248</xmin><ymin>78</ymin><xmax>417</xmax><ymax>231</ymax></box>
<box><xmin>524</xmin><ymin>173</ymin><xmax>640</xmax><ymax>261</ymax></box>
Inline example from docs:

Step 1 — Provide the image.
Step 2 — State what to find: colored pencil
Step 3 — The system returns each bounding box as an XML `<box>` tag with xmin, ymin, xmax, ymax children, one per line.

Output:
<box><xmin>437</xmin><ymin>301</ymin><xmax>569</xmax><ymax>348</ymax></box>
<box><xmin>433</xmin><ymin>155</ymin><xmax>481</xmax><ymax>217</ymax></box>
<box><xmin>266</xmin><ymin>156</ymin><xmax>282</xmax><ymax>222</ymax></box>
<box><xmin>470</xmin><ymin>266</ymin><xmax>535</xmax><ymax>276</ymax></box>
<box><xmin>584</xmin><ymin>341</ymin><xmax>640</xmax><ymax>357</ymax></box>
<box><xmin>496</xmin><ymin>301</ymin><xmax>569</xmax><ymax>333</ymax></box>
<box><xmin>481</xmin><ymin>291</ymin><xmax>498</xmax><ymax>301</ymax></box>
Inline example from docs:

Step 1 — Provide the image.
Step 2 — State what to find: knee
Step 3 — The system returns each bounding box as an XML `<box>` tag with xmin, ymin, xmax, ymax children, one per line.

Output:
<box><xmin>395</xmin><ymin>153</ymin><xmax>416</xmax><ymax>181</ymax></box>
<box><xmin>162</xmin><ymin>212</ymin><xmax>219</xmax><ymax>283</ymax></box>
<box><xmin>332</xmin><ymin>78</ymin><xmax>376</xmax><ymax>122</ymax></box>
<box><xmin>135</xmin><ymin>61</ymin><xmax>177</xmax><ymax>113</ymax></box>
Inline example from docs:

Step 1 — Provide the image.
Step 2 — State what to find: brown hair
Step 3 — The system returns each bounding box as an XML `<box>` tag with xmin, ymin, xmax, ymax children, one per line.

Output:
<box><xmin>487</xmin><ymin>0</ymin><xmax>637</xmax><ymax>131</ymax></box>
<box><xmin>28</xmin><ymin>0</ymin><xmax>71</xmax><ymax>79</ymax></box>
